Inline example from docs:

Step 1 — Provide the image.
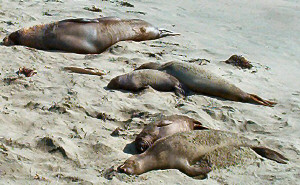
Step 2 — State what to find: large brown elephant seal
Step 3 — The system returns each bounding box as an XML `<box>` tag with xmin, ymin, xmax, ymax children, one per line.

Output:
<box><xmin>118</xmin><ymin>130</ymin><xmax>288</xmax><ymax>177</ymax></box>
<box><xmin>136</xmin><ymin>61</ymin><xmax>276</xmax><ymax>106</ymax></box>
<box><xmin>107</xmin><ymin>69</ymin><xmax>185</xmax><ymax>96</ymax></box>
<box><xmin>2</xmin><ymin>17</ymin><xmax>180</xmax><ymax>54</ymax></box>
<box><xmin>135</xmin><ymin>115</ymin><xmax>208</xmax><ymax>153</ymax></box>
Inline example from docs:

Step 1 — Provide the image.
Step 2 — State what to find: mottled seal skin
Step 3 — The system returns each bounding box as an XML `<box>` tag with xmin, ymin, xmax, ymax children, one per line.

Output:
<box><xmin>135</xmin><ymin>115</ymin><xmax>208</xmax><ymax>153</ymax></box>
<box><xmin>107</xmin><ymin>69</ymin><xmax>185</xmax><ymax>96</ymax></box>
<box><xmin>2</xmin><ymin>17</ymin><xmax>180</xmax><ymax>54</ymax></box>
<box><xmin>118</xmin><ymin>130</ymin><xmax>288</xmax><ymax>177</ymax></box>
<box><xmin>136</xmin><ymin>61</ymin><xmax>276</xmax><ymax>106</ymax></box>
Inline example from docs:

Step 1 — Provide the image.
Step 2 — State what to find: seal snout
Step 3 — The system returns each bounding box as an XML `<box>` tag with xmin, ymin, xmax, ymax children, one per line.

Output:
<box><xmin>2</xmin><ymin>36</ymin><xmax>11</xmax><ymax>46</ymax></box>
<box><xmin>117</xmin><ymin>163</ymin><xmax>134</xmax><ymax>175</ymax></box>
<box><xmin>3</xmin><ymin>31</ymin><xmax>20</xmax><ymax>46</ymax></box>
<box><xmin>117</xmin><ymin>159</ymin><xmax>138</xmax><ymax>175</ymax></box>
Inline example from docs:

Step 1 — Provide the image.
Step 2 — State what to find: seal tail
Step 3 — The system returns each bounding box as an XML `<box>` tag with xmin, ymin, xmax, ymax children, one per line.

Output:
<box><xmin>158</xmin><ymin>29</ymin><xmax>181</xmax><ymax>38</ymax></box>
<box><xmin>247</xmin><ymin>94</ymin><xmax>276</xmax><ymax>107</ymax></box>
<box><xmin>250</xmin><ymin>146</ymin><xmax>288</xmax><ymax>164</ymax></box>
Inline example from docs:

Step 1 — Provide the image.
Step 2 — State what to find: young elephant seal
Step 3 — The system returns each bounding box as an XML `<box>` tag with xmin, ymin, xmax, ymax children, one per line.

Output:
<box><xmin>2</xmin><ymin>17</ymin><xmax>180</xmax><ymax>54</ymax></box>
<box><xmin>136</xmin><ymin>61</ymin><xmax>276</xmax><ymax>106</ymax></box>
<box><xmin>135</xmin><ymin>115</ymin><xmax>208</xmax><ymax>153</ymax></box>
<box><xmin>118</xmin><ymin>130</ymin><xmax>288</xmax><ymax>177</ymax></box>
<box><xmin>107</xmin><ymin>69</ymin><xmax>185</xmax><ymax>96</ymax></box>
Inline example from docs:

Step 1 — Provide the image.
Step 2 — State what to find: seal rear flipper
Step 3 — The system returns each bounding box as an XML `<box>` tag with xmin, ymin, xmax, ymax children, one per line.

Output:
<box><xmin>193</xmin><ymin>121</ymin><xmax>209</xmax><ymax>130</ymax></box>
<box><xmin>247</xmin><ymin>94</ymin><xmax>277</xmax><ymax>107</ymax></box>
<box><xmin>251</xmin><ymin>146</ymin><xmax>288</xmax><ymax>164</ymax></box>
<box><xmin>158</xmin><ymin>29</ymin><xmax>181</xmax><ymax>38</ymax></box>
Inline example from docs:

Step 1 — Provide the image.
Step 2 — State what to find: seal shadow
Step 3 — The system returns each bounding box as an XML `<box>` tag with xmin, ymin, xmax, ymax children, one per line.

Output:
<box><xmin>186</xmin><ymin>90</ymin><xmax>239</xmax><ymax>103</ymax></box>
<box><xmin>104</xmin><ymin>86</ymin><xmax>148</xmax><ymax>95</ymax></box>
<box><xmin>123</xmin><ymin>141</ymin><xmax>139</xmax><ymax>155</ymax></box>
<box><xmin>103</xmin><ymin>86</ymin><xmax>133</xmax><ymax>94</ymax></box>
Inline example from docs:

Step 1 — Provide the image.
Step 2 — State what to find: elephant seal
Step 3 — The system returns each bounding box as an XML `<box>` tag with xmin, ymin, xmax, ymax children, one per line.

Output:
<box><xmin>107</xmin><ymin>69</ymin><xmax>185</xmax><ymax>96</ymax></box>
<box><xmin>135</xmin><ymin>115</ymin><xmax>208</xmax><ymax>153</ymax></box>
<box><xmin>118</xmin><ymin>130</ymin><xmax>288</xmax><ymax>177</ymax></box>
<box><xmin>2</xmin><ymin>17</ymin><xmax>180</xmax><ymax>54</ymax></box>
<box><xmin>136</xmin><ymin>61</ymin><xmax>276</xmax><ymax>106</ymax></box>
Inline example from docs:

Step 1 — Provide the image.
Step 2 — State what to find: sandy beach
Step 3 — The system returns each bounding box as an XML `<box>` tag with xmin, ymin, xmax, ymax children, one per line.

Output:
<box><xmin>0</xmin><ymin>0</ymin><xmax>300</xmax><ymax>184</ymax></box>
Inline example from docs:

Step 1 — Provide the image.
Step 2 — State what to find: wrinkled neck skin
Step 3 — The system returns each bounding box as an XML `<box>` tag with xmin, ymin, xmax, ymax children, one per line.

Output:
<box><xmin>132</xmin><ymin>153</ymin><xmax>160</xmax><ymax>175</ymax></box>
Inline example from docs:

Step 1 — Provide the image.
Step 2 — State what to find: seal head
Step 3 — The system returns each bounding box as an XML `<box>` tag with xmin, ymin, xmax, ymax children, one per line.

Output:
<box><xmin>135</xmin><ymin>115</ymin><xmax>208</xmax><ymax>153</ymax></box>
<box><xmin>118</xmin><ymin>157</ymin><xmax>143</xmax><ymax>175</ymax></box>
<box><xmin>3</xmin><ymin>31</ymin><xmax>20</xmax><ymax>46</ymax></box>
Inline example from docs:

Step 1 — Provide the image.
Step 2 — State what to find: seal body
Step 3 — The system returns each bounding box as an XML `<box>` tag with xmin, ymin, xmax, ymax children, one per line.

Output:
<box><xmin>2</xmin><ymin>17</ymin><xmax>180</xmax><ymax>54</ymax></box>
<box><xmin>135</xmin><ymin>115</ymin><xmax>208</xmax><ymax>153</ymax></box>
<box><xmin>118</xmin><ymin>130</ymin><xmax>288</xmax><ymax>176</ymax></box>
<box><xmin>107</xmin><ymin>69</ymin><xmax>185</xmax><ymax>96</ymax></box>
<box><xmin>137</xmin><ymin>61</ymin><xmax>276</xmax><ymax>106</ymax></box>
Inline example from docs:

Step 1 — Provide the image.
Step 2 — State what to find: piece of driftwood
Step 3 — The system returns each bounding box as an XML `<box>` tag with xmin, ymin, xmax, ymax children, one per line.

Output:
<box><xmin>64</xmin><ymin>67</ymin><xmax>106</xmax><ymax>76</ymax></box>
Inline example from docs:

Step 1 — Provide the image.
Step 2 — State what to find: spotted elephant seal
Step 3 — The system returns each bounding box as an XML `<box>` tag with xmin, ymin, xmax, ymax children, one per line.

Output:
<box><xmin>136</xmin><ymin>61</ymin><xmax>276</xmax><ymax>106</ymax></box>
<box><xmin>118</xmin><ymin>130</ymin><xmax>287</xmax><ymax>177</ymax></box>
<box><xmin>2</xmin><ymin>17</ymin><xmax>180</xmax><ymax>54</ymax></box>
<box><xmin>107</xmin><ymin>69</ymin><xmax>185</xmax><ymax>96</ymax></box>
<box><xmin>135</xmin><ymin>115</ymin><xmax>208</xmax><ymax>153</ymax></box>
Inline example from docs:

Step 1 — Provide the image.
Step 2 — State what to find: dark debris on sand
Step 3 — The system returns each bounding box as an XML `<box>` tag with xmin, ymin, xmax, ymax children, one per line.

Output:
<box><xmin>224</xmin><ymin>55</ymin><xmax>253</xmax><ymax>69</ymax></box>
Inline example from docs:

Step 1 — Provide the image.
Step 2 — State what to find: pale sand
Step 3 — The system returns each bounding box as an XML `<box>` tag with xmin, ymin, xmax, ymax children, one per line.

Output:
<box><xmin>0</xmin><ymin>0</ymin><xmax>299</xmax><ymax>184</ymax></box>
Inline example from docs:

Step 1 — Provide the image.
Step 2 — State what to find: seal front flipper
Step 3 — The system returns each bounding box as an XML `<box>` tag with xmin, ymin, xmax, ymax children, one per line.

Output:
<box><xmin>177</xmin><ymin>159</ymin><xmax>211</xmax><ymax>177</ymax></box>
<box><xmin>251</xmin><ymin>146</ymin><xmax>288</xmax><ymax>164</ymax></box>
<box><xmin>174</xmin><ymin>84</ymin><xmax>186</xmax><ymax>97</ymax></box>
